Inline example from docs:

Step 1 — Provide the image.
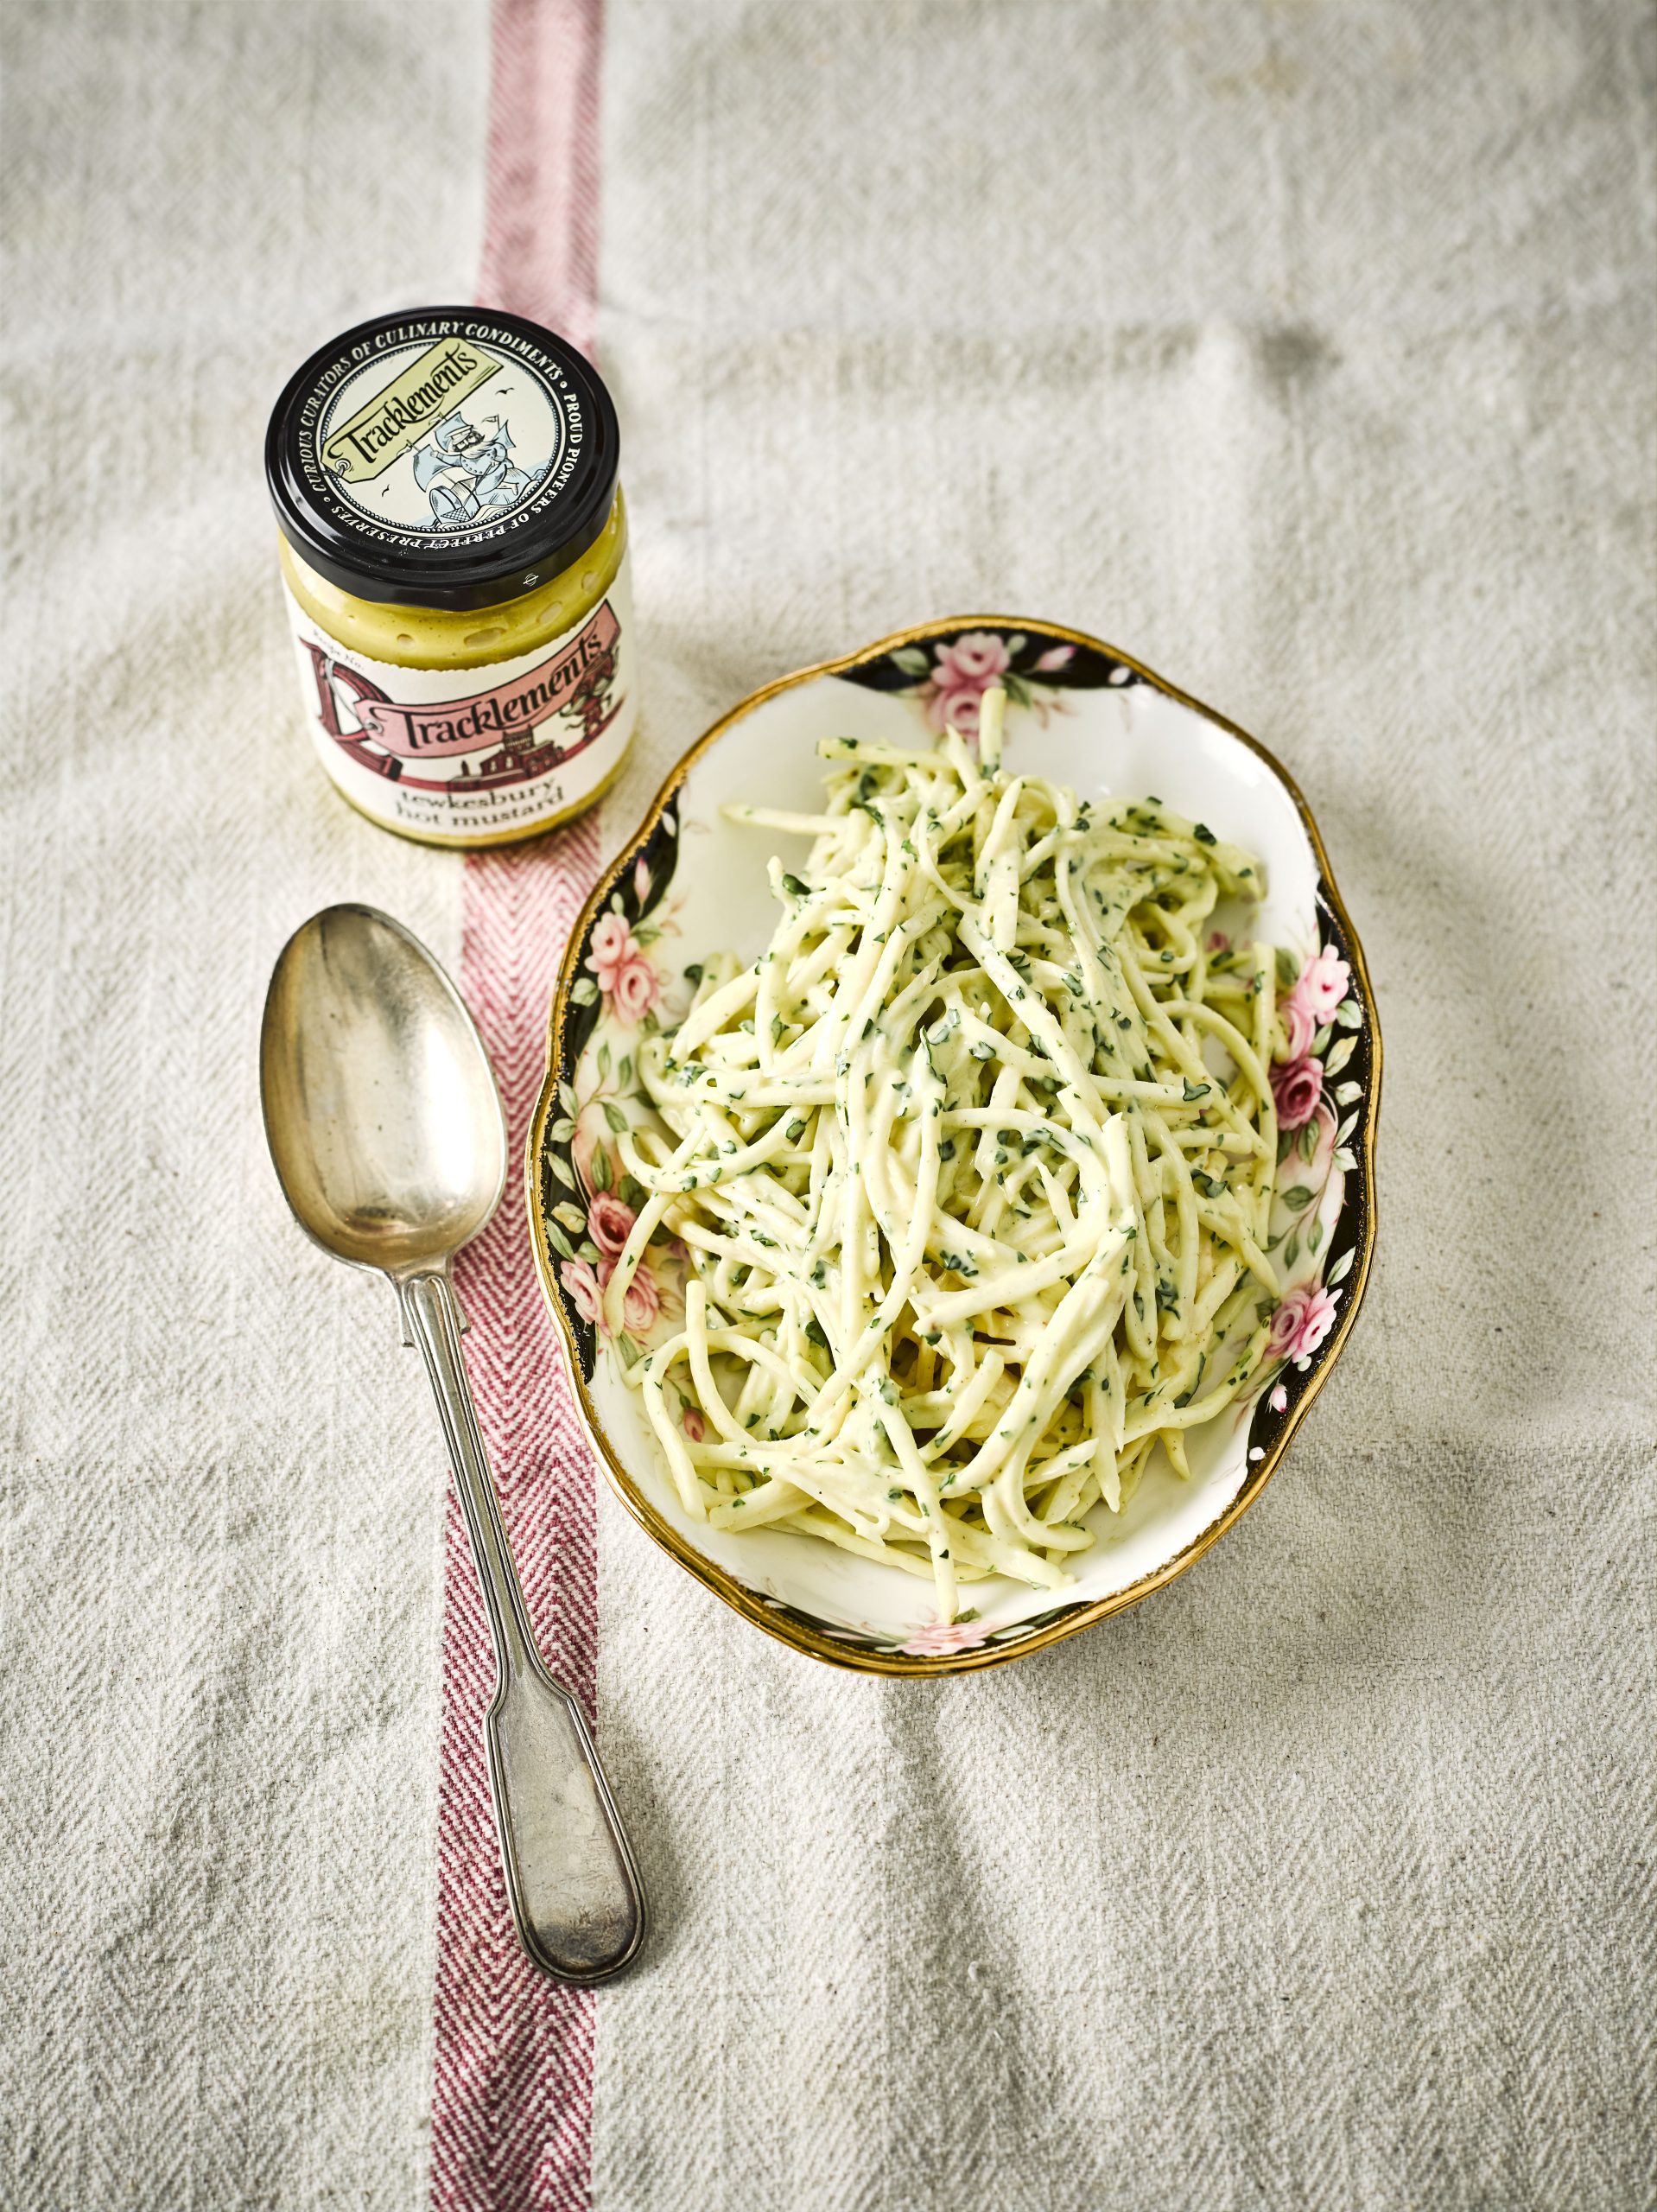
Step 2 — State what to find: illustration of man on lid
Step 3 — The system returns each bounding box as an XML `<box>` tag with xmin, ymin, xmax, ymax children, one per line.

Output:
<box><xmin>415</xmin><ymin>408</ymin><xmax>543</xmax><ymax>530</ymax></box>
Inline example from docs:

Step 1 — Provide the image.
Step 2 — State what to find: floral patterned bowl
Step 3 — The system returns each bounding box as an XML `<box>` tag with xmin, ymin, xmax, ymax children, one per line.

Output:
<box><xmin>528</xmin><ymin>620</ymin><xmax>1380</xmax><ymax>1675</ymax></box>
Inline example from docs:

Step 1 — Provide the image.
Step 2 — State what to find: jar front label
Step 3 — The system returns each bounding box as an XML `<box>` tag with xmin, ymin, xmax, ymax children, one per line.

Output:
<box><xmin>284</xmin><ymin>570</ymin><xmax>637</xmax><ymax>842</ymax></box>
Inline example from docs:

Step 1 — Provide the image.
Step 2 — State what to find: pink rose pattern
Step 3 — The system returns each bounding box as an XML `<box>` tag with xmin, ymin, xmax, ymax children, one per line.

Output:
<box><xmin>1273</xmin><ymin>944</ymin><xmax>1353</xmax><ymax>1116</ymax></box>
<box><xmin>610</xmin><ymin>955</ymin><xmax>658</xmax><ymax>1027</ymax></box>
<box><xmin>922</xmin><ymin>630</ymin><xmax>1012</xmax><ymax>736</ymax></box>
<box><xmin>559</xmin><ymin>1244</ymin><xmax>660</xmax><ymax>1340</ymax></box>
<box><xmin>898</xmin><ymin>627</ymin><xmax>1082</xmax><ymax>742</ymax></box>
<box><xmin>1281</xmin><ymin>992</ymin><xmax>1317</xmax><ymax>1059</ymax></box>
<box><xmin>587</xmin><ymin>1192</ymin><xmax>636</xmax><ymax>1258</ymax></box>
<box><xmin>898</xmin><ymin>1618</ymin><xmax>995</xmax><ymax>1657</ymax></box>
<box><xmin>1270</xmin><ymin>1053</ymin><xmax>1323</xmax><ymax>1131</ymax></box>
<box><xmin>559</xmin><ymin>1256</ymin><xmax>606</xmax><ymax>1327</ymax></box>
<box><xmin>1254</xmin><ymin>942</ymin><xmax>1367</xmax><ymax>1411</ymax></box>
<box><xmin>553</xmin><ymin>862</ymin><xmax>683</xmax><ymax>1360</ymax></box>
<box><xmin>554</xmin><ymin>1058</ymin><xmax>677</xmax><ymax>1342</ymax></box>
<box><xmin>1266</xmin><ymin>1283</ymin><xmax>1339</xmax><ymax>1364</ymax></box>
<box><xmin>617</xmin><ymin>1263</ymin><xmax>659</xmax><ymax>1337</ymax></box>
<box><xmin>586</xmin><ymin>909</ymin><xmax>660</xmax><ymax>1028</ymax></box>
<box><xmin>586</xmin><ymin>911</ymin><xmax>633</xmax><ymax>989</ymax></box>
<box><xmin>1296</xmin><ymin>946</ymin><xmax>1351</xmax><ymax>1025</ymax></box>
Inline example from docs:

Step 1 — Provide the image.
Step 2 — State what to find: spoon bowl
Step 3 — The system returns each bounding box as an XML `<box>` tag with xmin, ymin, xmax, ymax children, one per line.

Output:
<box><xmin>261</xmin><ymin>903</ymin><xmax>505</xmax><ymax>1274</ymax></box>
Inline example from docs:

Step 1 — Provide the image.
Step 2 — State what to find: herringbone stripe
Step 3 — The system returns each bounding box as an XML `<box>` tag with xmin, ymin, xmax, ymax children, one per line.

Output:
<box><xmin>429</xmin><ymin>3</ymin><xmax>608</xmax><ymax>2206</ymax></box>
<box><xmin>432</xmin><ymin>821</ymin><xmax>605</xmax><ymax>2212</ymax></box>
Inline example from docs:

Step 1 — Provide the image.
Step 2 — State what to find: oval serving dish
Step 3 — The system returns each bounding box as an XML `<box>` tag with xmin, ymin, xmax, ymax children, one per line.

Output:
<box><xmin>528</xmin><ymin>620</ymin><xmax>1380</xmax><ymax>1675</ymax></box>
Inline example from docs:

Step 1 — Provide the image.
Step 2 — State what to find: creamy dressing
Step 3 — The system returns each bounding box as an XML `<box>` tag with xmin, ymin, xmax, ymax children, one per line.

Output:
<box><xmin>606</xmin><ymin>690</ymin><xmax>1286</xmax><ymax>1624</ymax></box>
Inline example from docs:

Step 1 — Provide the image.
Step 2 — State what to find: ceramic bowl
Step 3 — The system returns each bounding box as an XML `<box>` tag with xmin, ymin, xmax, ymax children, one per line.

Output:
<box><xmin>528</xmin><ymin>619</ymin><xmax>1380</xmax><ymax>1675</ymax></box>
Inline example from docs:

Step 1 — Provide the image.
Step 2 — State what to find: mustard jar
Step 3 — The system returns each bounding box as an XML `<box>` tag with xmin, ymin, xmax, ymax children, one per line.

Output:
<box><xmin>266</xmin><ymin>307</ymin><xmax>636</xmax><ymax>847</ymax></box>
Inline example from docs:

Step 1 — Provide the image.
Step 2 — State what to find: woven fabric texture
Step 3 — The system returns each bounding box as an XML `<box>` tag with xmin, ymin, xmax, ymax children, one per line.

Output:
<box><xmin>589</xmin><ymin>5</ymin><xmax>1655</xmax><ymax>2209</ymax></box>
<box><xmin>0</xmin><ymin>3</ymin><xmax>1653</xmax><ymax>2209</ymax></box>
<box><xmin>0</xmin><ymin>4</ymin><xmax>485</xmax><ymax>2205</ymax></box>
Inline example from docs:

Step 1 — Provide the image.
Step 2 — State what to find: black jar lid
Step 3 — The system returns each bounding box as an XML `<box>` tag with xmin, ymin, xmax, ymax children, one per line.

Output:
<box><xmin>265</xmin><ymin>306</ymin><xmax>620</xmax><ymax>613</ymax></box>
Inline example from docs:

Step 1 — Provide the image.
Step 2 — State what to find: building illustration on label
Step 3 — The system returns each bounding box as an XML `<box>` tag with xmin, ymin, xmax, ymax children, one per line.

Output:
<box><xmin>410</xmin><ymin>409</ymin><xmax>545</xmax><ymax>529</ymax></box>
<box><xmin>300</xmin><ymin>600</ymin><xmax>625</xmax><ymax>798</ymax></box>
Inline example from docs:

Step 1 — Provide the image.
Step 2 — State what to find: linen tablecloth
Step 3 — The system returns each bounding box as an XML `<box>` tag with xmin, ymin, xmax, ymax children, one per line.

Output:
<box><xmin>2</xmin><ymin>3</ymin><xmax>1652</xmax><ymax>2207</ymax></box>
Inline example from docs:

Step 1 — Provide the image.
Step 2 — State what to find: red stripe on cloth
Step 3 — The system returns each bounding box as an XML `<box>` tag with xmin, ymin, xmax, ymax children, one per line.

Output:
<box><xmin>431</xmin><ymin>4</ymin><xmax>608</xmax><ymax>2208</ymax></box>
<box><xmin>477</xmin><ymin>0</ymin><xmax>606</xmax><ymax>354</ymax></box>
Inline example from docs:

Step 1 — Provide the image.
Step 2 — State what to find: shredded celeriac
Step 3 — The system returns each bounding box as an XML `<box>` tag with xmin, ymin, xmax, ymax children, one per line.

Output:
<box><xmin>602</xmin><ymin>686</ymin><xmax>1284</xmax><ymax>1623</ymax></box>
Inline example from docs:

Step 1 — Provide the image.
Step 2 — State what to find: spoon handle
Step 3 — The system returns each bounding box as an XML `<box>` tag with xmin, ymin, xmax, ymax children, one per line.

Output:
<box><xmin>399</xmin><ymin>1268</ymin><xmax>646</xmax><ymax>1985</ymax></box>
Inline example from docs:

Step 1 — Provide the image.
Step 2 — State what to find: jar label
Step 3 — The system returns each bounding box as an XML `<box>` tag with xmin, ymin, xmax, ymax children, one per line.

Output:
<box><xmin>283</xmin><ymin>567</ymin><xmax>637</xmax><ymax>842</ymax></box>
<box><xmin>308</xmin><ymin>326</ymin><xmax>576</xmax><ymax>544</ymax></box>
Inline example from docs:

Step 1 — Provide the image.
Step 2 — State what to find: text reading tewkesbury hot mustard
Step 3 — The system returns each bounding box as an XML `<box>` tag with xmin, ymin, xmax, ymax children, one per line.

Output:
<box><xmin>266</xmin><ymin>308</ymin><xmax>637</xmax><ymax>848</ymax></box>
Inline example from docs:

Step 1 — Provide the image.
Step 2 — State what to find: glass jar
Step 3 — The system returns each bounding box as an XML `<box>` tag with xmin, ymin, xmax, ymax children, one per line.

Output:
<box><xmin>266</xmin><ymin>307</ymin><xmax>638</xmax><ymax>848</ymax></box>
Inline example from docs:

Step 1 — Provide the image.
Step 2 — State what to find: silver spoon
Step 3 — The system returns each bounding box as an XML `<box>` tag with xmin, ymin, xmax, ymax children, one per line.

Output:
<box><xmin>260</xmin><ymin>902</ymin><xmax>645</xmax><ymax>1985</ymax></box>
